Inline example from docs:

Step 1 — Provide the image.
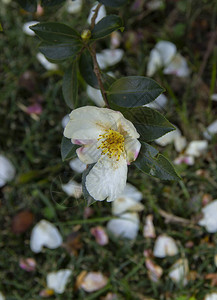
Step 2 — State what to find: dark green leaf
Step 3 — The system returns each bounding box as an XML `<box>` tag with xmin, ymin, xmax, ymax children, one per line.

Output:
<box><xmin>98</xmin><ymin>0</ymin><xmax>128</xmax><ymax>7</ymax></box>
<box><xmin>15</xmin><ymin>0</ymin><xmax>37</xmax><ymax>12</ymax></box>
<box><xmin>41</xmin><ymin>0</ymin><xmax>66</xmax><ymax>6</ymax></box>
<box><xmin>79</xmin><ymin>49</ymin><xmax>98</xmax><ymax>88</ymax></box>
<box><xmin>107</xmin><ymin>76</ymin><xmax>164</xmax><ymax>108</ymax></box>
<box><xmin>135</xmin><ymin>143</ymin><xmax>181</xmax><ymax>180</ymax></box>
<box><xmin>123</xmin><ymin>107</ymin><xmax>175</xmax><ymax>142</ymax></box>
<box><xmin>82</xmin><ymin>164</ymin><xmax>98</xmax><ymax>206</ymax></box>
<box><xmin>39</xmin><ymin>41</ymin><xmax>82</xmax><ymax>60</ymax></box>
<box><xmin>62</xmin><ymin>62</ymin><xmax>78</xmax><ymax>109</ymax></box>
<box><xmin>30</xmin><ymin>22</ymin><xmax>79</xmax><ymax>43</ymax></box>
<box><xmin>61</xmin><ymin>136</ymin><xmax>79</xmax><ymax>161</ymax></box>
<box><xmin>91</xmin><ymin>15</ymin><xmax>124</xmax><ymax>40</ymax></box>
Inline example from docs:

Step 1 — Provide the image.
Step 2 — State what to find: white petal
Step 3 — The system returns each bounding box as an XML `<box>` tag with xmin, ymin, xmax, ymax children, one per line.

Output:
<box><xmin>36</xmin><ymin>53</ymin><xmax>58</xmax><ymax>71</ymax></box>
<box><xmin>147</xmin><ymin>48</ymin><xmax>162</xmax><ymax>77</ymax></box>
<box><xmin>203</xmin><ymin>120</ymin><xmax>217</xmax><ymax>140</ymax></box>
<box><xmin>153</xmin><ymin>235</ymin><xmax>179</xmax><ymax>258</ymax></box>
<box><xmin>107</xmin><ymin>212</ymin><xmax>139</xmax><ymax>239</ymax></box>
<box><xmin>145</xmin><ymin>258</ymin><xmax>163</xmax><ymax>282</ymax></box>
<box><xmin>112</xmin><ymin>196</ymin><xmax>144</xmax><ymax>215</ymax></box>
<box><xmin>211</xmin><ymin>94</ymin><xmax>217</xmax><ymax>101</ymax></box>
<box><xmin>155</xmin><ymin>41</ymin><xmax>177</xmax><ymax>65</ymax></box>
<box><xmin>61</xmin><ymin>114</ymin><xmax>70</xmax><ymax>128</ymax></box>
<box><xmin>69</xmin><ymin>158</ymin><xmax>86</xmax><ymax>173</ymax></box>
<box><xmin>168</xmin><ymin>259</ymin><xmax>189</xmax><ymax>285</ymax></box>
<box><xmin>124</xmin><ymin>137</ymin><xmax>141</xmax><ymax>163</ymax></box>
<box><xmin>0</xmin><ymin>155</ymin><xmax>16</xmax><ymax>187</ymax></box>
<box><xmin>87</xmin><ymin>3</ymin><xmax>106</xmax><ymax>25</ymax></box>
<box><xmin>205</xmin><ymin>293</ymin><xmax>217</xmax><ymax>300</ymax></box>
<box><xmin>174</xmin><ymin>155</ymin><xmax>195</xmax><ymax>166</ymax></box>
<box><xmin>85</xmin><ymin>155</ymin><xmax>127</xmax><ymax>202</ymax></box>
<box><xmin>47</xmin><ymin>269</ymin><xmax>72</xmax><ymax>294</ymax></box>
<box><xmin>155</xmin><ymin>126</ymin><xmax>181</xmax><ymax>147</ymax></box>
<box><xmin>76</xmin><ymin>143</ymin><xmax>102</xmax><ymax>164</ymax></box>
<box><xmin>121</xmin><ymin>183</ymin><xmax>143</xmax><ymax>202</ymax></box>
<box><xmin>143</xmin><ymin>214</ymin><xmax>156</xmax><ymax>238</ymax></box>
<box><xmin>22</xmin><ymin>21</ymin><xmax>38</xmax><ymax>36</ymax></box>
<box><xmin>61</xmin><ymin>180</ymin><xmax>82</xmax><ymax>198</ymax></box>
<box><xmin>174</xmin><ymin>135</ymin><xmax>187</xmax><ymax>152</ymax></box>
<box><xmin>147</xmin><ymin>0</ymin><xmax>164</xmax><ymax>10</ymax></box>
<box><xmin>164</xmin><ymin>53</ymin><xmax>190</xmax><ymax>77</ymax></box>
<box><xmin>198</xmin><ymin>200</ymin><xmax>217</xmax><ymax>233</ymax></box>
<box><xmin>80</xmin><ymin>272</ymin><xmax>108</xmax><ymax>292</ymax></box>
<box><xmin>65</xmin><ymin>0</ymin><xmax>82</xmax><ymax>14</ymax></box>
<box><xmin>145</xmin><ymin>94</ymin><xmax>168</xmax><ymax>110</ymax></box>
<box><xmin>86</xmin><ymin>85</ymin><xmax>105</xmax><ymax>107</ymax></box>
<box><xmin>185</xmin><ymin>140</ymin><xmax>208</xmax><ymax>157</ymax></box>
<box><xmin>96</xmin><ymin>49</ymin><xmax>124</xmax><ymax>69</ymax></box>
<box><xmin>30</xmin><ymin>220</ymin><xmax>62</xmax><ymax>253</ymax></box>
<box><xmin>0</xmin><ymin>292</ymin><xmax>5</xmax><ymax>300</ymax></box>
<box><xmin>90</xmin><ymin>226</ymin><xmax>109</xmax><ymax>245</ymax></box>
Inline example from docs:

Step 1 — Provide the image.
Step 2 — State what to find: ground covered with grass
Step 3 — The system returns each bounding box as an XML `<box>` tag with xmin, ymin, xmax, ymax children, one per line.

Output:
<box><xmin>1</xmin><ymin>0</ymin><xmax>217</xmax><ymax>299</ymax></box>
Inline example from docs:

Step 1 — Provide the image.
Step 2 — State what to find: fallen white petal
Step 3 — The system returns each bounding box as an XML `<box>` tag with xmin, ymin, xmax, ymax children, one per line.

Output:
<box><xmin>163</xmin><ymin>53</ymin><xmax>190</xmax><ymax>77</ymax></box>
<box><xmin>155</xmin><ymin>41</ymin><xmax>177</xmax><ymax>66</ymax></box>
<box><xmin>112</xmin><ymin>196</ymin><xmax>144</xmax><ymax>215</ymax></box>
<box><xmin>65</xmin><ymin>0</ymin><xmax>82</xmax><ymax>14</ymax></box>
<box><xmin>61</xmin><ymin>180</ymin><xmax>82</xmax><ymax>198</ymax></box>
<box><xmin>155</xmin><ymin>127</ymin><xmax>181</xmax><ymax>147</ymax></box>
<box><xmin>87</xmin><ymin>85</ymin><xmax>105</xmax><ymax>107</ymax></box>
<box><xmin>36</xmin><ymin>53</ymin><xmax>58</xmax><ymax>71</ymax></box>
<box><xmin>30</xmin><ymin>220</ymin><xmax>62</xmax><ymax>253</ymax></box>
<box><xmin>96</xmin><ymin>49</ymin><xmax>124</xmax><ymax>69</ymax></box>
<box><xmin>90</xmin><ymin>226</ymin><xmax>109</xmax><ymax>245</ymax></box>
<box><xmin>204</xmin><ymin>293</ymin><xmax>217</xmax><ymax>300</ymax></box>
<box><xmin>121</xmin><ymin>183</ymin><xmax>143</xmax><ymax>202</ymax></box>
<box><xmin>87</xmin><ymin>3</ymin><xmax>106</xmax><ymax>25</ymax></box>
<box><xmin>174</xmin><ymin>135</ymin><xmax>187</xmax><ymax>152</ymax></box>
<box><xmin>61</xmin><ymin>114</ymin><xmax>70</xmax><ymax>128</ymax></box>
<box><xmin>145</xmin><ymin>94</ymin><xmax>168</xmax><ymax>110</ymax></box>
<box><xmin>146</xmin><ymin>48</ymin><xmax>162</xmax><ymax>77</ymax></box>
<box><xmin>147</xmin><ymin>0</ymin><xmax>164</xmax><ymax>10</ymax></box>
<box><xmin>198</xmin><ymin>200</ymin><xmax>217</xmax><ymax>233</ymax></box>
<box><xmin>174</xmin><ymin>155</ymin><xmax>195</xmax><ymax>166</ymax></box>
<box><xmin>0</xmin><ymin>292</ymin><xmax>5</xmax><ymax>300</ymax></box>
<box><xmin>211</xmin><ymin>94</ymin><xmax>217</xmax><ymax>101</ymax></box>
<box><xmin>47</xmin><ymin>269</ymin><xmax>72</xmax><ymax>294</ymax></box>
<box><xmin>0</xmin><ymin>155</ymin><xmax>16</xmax><ymax>187</ymax></box>
<box><xmin>143</xmin><ymin>215</ymin><xmax>156</xmax><ymax>238</ymax></box>
<box><xmin>203</xmin><ymin>120</ymin><xmax>217</xmax><ymax>140</ymax></box>
<box><xmin>107</xmin><ymin>212</ymin><xmax>139</xmax><ymax>240</ymax></box>
<box><xmin>185</xmin><ymin>140</ymin><xmax>208</xmax><ymax>157</ymax></box>
<box><xmin>22</xmin><ymin>21</ymin><xmax>38</xmax><ymax>36</ymax></box>
<box><xmin>69</xmin><ymin>158</ymin><xmax>86</xmax><ymax>173</ymax></box>
<box><xmin>80</xmin><ymin>272</ymin><xmax>108</xmax><ymax>292</ymax></box>
<box><xmin>145</xmin><ymin>258</ymin><xmax>163</xmax><ymax>282</ymax></box>
<box><xmin>153</xmin><ymin>235</ymin><xmax>179</xmax><ymax>258</ymax></box>
<box><xmin>168</xmin><ymin>258</ymin><xmax>189</xmax><ymax>285</ymax></box>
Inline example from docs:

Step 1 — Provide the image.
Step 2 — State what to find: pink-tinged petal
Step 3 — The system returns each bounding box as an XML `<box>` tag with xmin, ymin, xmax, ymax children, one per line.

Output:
<box><xmin>174</xmin><ymin>155</ymin><xmax>194</xmax><ymax>166</ymax></box>
<box><xmin>85</xmin><ymin>155</ymin><xmax>128</xmax><ymax>202</ymax></box>
<box><xmin>72</xmin><ymin>139</ymin><xmax>95</xmax><ymax>145</ymax></box>
<box><xmin>26</xmin><ymin>103</ymin><xmax>42</xmax><ymax>115</ymax></box>
<box><xmin>19</xmin><ymin>258</ymin><xmax>36</xmax><ymax>272</ymax></box>
<box><xmin>90</xmin><ymin>226</ymin><xmax>109</xmax><ymax>246</ymax></box>
<box><xmin>76</xmin><ymin>143</ymin><xmax>101</xmax><ymax>165</ymax></box>
<box><xmin>80</xmin><ymin>272</ymin><xmax>108</xmax><ymax>292</ymax></box>
<box><xmin>143</xmin><ymin>215</ymin><xmax>156</xmax><ymax>238</ymax></box>
<box><xmin>145</xmin><ymin>258</ymin><xmax>163</xmax><ymax>282</ymax></box>
<box><xmin>124</xmin><ymin>137</ymin><xmax>141</xmax><ymax>163</ymax></box>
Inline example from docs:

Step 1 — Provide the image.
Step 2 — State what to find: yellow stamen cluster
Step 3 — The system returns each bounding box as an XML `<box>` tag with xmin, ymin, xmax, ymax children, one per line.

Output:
<box><xmin>97</xmin><ymin>129</ymin><xmax>125</xmax><ymax>161</ymax></box>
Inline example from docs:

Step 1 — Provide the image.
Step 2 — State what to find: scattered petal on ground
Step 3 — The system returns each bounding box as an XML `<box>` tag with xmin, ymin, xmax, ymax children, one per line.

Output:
<box><xmin>198</xmin><ymin>200</ymin><xmax>217</xmax><ymax>233</ymax></box>
<box><xmin>30</xmin><ymin>220</ymin><xmax>62</xmax><ymax>253</ymax></box>
<box><xmin>203</xmin><ymin>120</ymin><xmax>217</xmax><ymax>140</ymax></box>
<box><xmin>147</xmin><ymin>0</ymin><xmax>164</xmax><ymax>10</ymax></box>
<box><xmin>155</xmin><ymin>127</ymin><xmax>186</xmax><ymax>152</ymax></box>
<box><xmin>185</xmin><ymin>140</ymin><xmax>208</xmax><ymax>157</ymax></box>
<box><xmin>87</xmin><ymin>85</ymin><xmax>105</xmax><ymax>107</ymax></box>
<box><xmin>174</xmin><ymin>155</ymin><xmax>195</xmax><ymax>166</ymax></box>
<box><xmin>90</xmin><ymin>226</ymin><xmax>109</xmax><ymax>246</ymax></box>
<box><xmin>19</xmin><ymin>258</ymin><xmax>36</xmax><ymax>272</ymax></box>
<box><xmin>0</xmin><ymin>292</ymin><xmax>5</xmax><ymax>300</ymax></box>
<box><xmin>47</xmin><ymin>269</ymin><xmax>72</xmax><ymax>294</ymax></box>
<box><xmin>143</xmin><ymin>215</ymin><xmax>156</xmax><ymax>238</ymax></box>
<box><xmin>61</xmin><ymin>180</ymin><xmax>82</xmax><ymax>198</ymax></box>
<box><xmin>80</xmin><ymin>271</ymin><xmax>108</xmax><ymax>292</ymax></box>
<box><xmin>87</xmin><ymin>2</ymin><xmax>106</xmax><ymax>25</ymax></box>
<box><xmin>211</xmin><ymin>94</ymin><xmax>217</xmax><ymax>101</ymax></box>
<box><xmin>164</xmin><ymin>53</ymin><xmax>190</xmax><ymax>77</ymax></box>
<box><xmin>22</xmin><ymin>21</ymin><xmax>38</xmax><ymax>36</ymax></box>
<box><xmin>96</xmin><ymin>49</ymin><xmax>124</xmax><ymax>69</ymax></box>
<box><xmin>65</xmin><ymin>0</ymin><xmax>82</xmax><ymax>14</ymax></box>
<box><xmin>204</xmin><ymin>293</ymin><xmax>217</xmax><ymax>300</ymax></box>
<box><xmin>153</xmin><ymin>235</ymin><xmax>179</xmax><ymax>258</ymax></box>
<box><xmin>36</xmin><ymin>53</ymin><xmax>58</xmax><ymax>71</ymax></box>
<box><xmin>0</xmin><ymin>155</ymin><xmax>16</xmax><ymax>187</ymax></box>
<box><xmin>145</xmin><ymin>94</ymin><xmax>168</xmax><ymax>111</ymax></box>
<box><xmin>69</xmin><ymin>158</ymin><xmax>86</xmax><ymax>173</ymax></box>
<box><xmin>101</xmin><ymin>292</ymin><xmax>118</xmax><ymax>300</ymax></box>
<box><xmin>168</xmin><ymin>258</ymin><xmax>189</xmax><ymax>285</ymax></box>
<box><xmin>112</xmin><ymin>196</ymin><xmax>144</xmax><ymax>215</ymax></box>
<box><xmin>145</xmin><ymin>258</ymin><xmax>163</xmax><ymax>282</ymax></box>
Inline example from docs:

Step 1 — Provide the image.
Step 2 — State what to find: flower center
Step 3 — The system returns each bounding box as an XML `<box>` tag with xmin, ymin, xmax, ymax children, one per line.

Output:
<box><xmin>97</xmin><ymin>129</ymin><xmax>125</xmax><ymax>161</ymax></box>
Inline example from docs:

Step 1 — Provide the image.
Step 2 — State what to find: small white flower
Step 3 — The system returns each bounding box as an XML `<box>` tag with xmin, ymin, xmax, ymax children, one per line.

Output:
<box><xmin>69</xmin><ymin>158</ymin><xmax>86</xmax><ymax>173</ymax></box>
<box><xmin>164</xmin><ymin>53</ymin><xmax>190</xmax><ymax>77</ymax></box>
<box><xmin>47</xmin><ymin>269</ymin><xmax>72</xmax><ymax>294</ymax></box>
<box><xmin>87</xmin><ymin>85</ymin><xmax>105</xmax><ymax>107</ymax></box>
<box><xmin>198</xmin><ymin>200</ymin><xmax>217</xmax><ymax>233</ymax></box>
<box><xmin>64</xmin><ymin>106</ymin><xmax>141</xmax><ymax>202</ymax></box>
<box><xmin>36</xmin><ymin>53</ymin><xmax>58</xmax><ymax>71</ymax></box>
<box><xmin>30</xmin><ymin>220</ymin><xmax>62</xmax><ymax>253</ymax></box>
<box><xmin>22</xmin><ymin>21</ymin><xmax>39</xmax><ymax>36</ymax></box>
<box><xmin>80</xmin><ymin>272</ymin><xmax>108</xmax><ymax>292</ymax></box>
<box><xmin>168</xmin><ymin>258</ymin><xmax>189</xmax><ymax>285</ymax></box>
<box><xmin>185</xmin><ymin>140</ymin><xmax>208</xmax><ymax>157</ymax></box>
<box><xmin>65</xmin><ymin>0</ymin><xmax>82</xmax><ymax>14</ymax></box>
<box><xmin>107</xmin><ymin>212</ymin><xmax>140</xmax><ymax>239</ymax></box>
<box><xmin>203</xmin><ymin>120</ymin><xmax>217</xmax><ymax>140</ymax></box>
<box><xmin>61</xmin><ymin>179</ymin><xmax>82</xmax><ymax>198</ymax></box>
<box><xmin>87</xmin><ymin>2</ymin><xmax>106</xmax><ymax>25</ymax></box>
<box><xmin>0</xmin><ymin>155</ymin><xmax>16</xmax><ymax>187</ymax></box>
<box><xmin>96</xmin><ymin>49</ymin><xmax>124</xmax><ymax>69</ymax></box>
<box><xmin>153</xmin><ymin>235</ymin><xmax>179</xmax><ymax>258</ymax></box>
<box><xmin>204</xmin><ymin>293</ymin><xmax>217</xmax><ymax>300</ymax></box>
<box><xmin>0</xmin><ymin>292</ymin><xmax>5</xmax><ymax>300</ymax></box>
<box><xmin>145</xmin><ymin>94</ymin><xmax>167</xmax><ymax>111</ymax></box>
<box><xmin>61</xmin><ymin>114</ymin><xmax>70</xmax><ymax>128</ymax></box>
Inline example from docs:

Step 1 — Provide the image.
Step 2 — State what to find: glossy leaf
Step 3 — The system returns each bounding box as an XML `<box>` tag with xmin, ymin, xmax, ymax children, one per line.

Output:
<box><xmin>135</xmin><ymin>143</ymin><xmax>181</xmax><ymax>180</ymax></box>
<box><xmin>39</xmin><ymin>41</ymin><xmax>82</xmax><ymax>60</ymax></box>
<box><xmin>61</xmin><ymin>137</ymin><xmax>78</xmax><ymax>161</ymax></box>
<box><xmin>79</xmin><ymin>49</ymin><xmax>98</xmax><ymax>88</ymax></box>
<box><xmin>62</xmin><ymin>62</ymin><xmax>78</xmax><ymax>109</ymax></box>
<box><xmin>41</xmin><ymin>0</ymin><xmax>66</xmax><ymax>6</ymax></box>
<box><xmin>123</xmin><ymin>107</ymin><xmax>175</xmax><ymax>142</ymax></box>
<box><xmin>98</xmin><ymin>0</ymin><xmax>128</xmax><ymax>7</ymax></box>
<box><xmin>107</xmin><ymin>76</ymin><xmax>164</xmax><ymax>108</ymax></box>
<box><xmin>15</xmin><ymin>0</ymin><xmax>37</xmax><ymax>12</ymax></box>
<box><xmin>91</xmin><ymin>15</ymin><xmax>124</xmax><ymax>40</ymax></box>
<box><xmin>82</xmin><ymin>164</ymin><xmax>97</xmax><ymax>206</ymax></box>
<box><xmin>30</xmin><ymin>22</ymin><xmax>79</xmax><ymax>43</ymax></box>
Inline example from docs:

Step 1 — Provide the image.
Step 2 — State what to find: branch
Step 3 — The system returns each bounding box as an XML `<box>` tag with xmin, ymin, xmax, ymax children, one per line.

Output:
<box><xmin>90</xmin><ymin>3</ymin><xmax>102</xmax><ymax>30</ymax></box>
<box><xmin>158</xmin><ymin>209</ymin><xmax>200</xmax><ymax>228</ymax></box>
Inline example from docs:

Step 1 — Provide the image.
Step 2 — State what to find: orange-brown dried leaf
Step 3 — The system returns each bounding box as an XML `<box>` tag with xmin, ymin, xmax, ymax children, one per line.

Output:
<box><xmin>11</xmin><ymin>211</ymin><xmax>34</xmax><ymax>234</ymax></box>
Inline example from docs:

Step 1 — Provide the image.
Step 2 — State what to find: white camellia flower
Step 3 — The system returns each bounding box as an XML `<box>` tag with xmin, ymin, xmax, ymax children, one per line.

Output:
<box><xmin>47</xmin><ymin>269</ymin><xmax>72</xmax><ymax>294</ymax></box>
<box><xmin>30</xmin><ymin>220</ymin><xmax>62</xmax><ymax>253</ymax></box>
<box><xmin>69</xmin><ymin>158</ymin><xmax>86</xmax><ymax>173</ymax></box>
<box><xmin>22</xmin><ymin>21</ymin><xmax>39</xmax><ymax>36</ymax></box>
<box><xmin>86</xmin><ymin>85</ymin><xmax>105</xmax><ymax>107</ymax></box>
<box><xmin>65</xmin><ymin>0</ymin><xmax>82</xmax><ymax>14</ymax></box>
<box><xmin>198</xmin><ymin>200</ymin><xmax>217</xmax><ymax>233</ymax></box>
<box><xmin>107</xmin><ymin>212</ymin><xmax>140</xmax><ymax>239</ymax></box>
<box><xmin>145</xmin><ymin>94</ymin><xmax>167</xmax><ymax>111</ymax></box>
<box><xmin>96</xmin><ymin>49</ymin><xmax>124</xmax><ymax>69</ymax></box>
<box><xmin>168</xmin><ymin>258</ymin><xmax>189</xmax><ymax>285</ymax></box>
<box><xmin>87</xmin><ymin>2</ymin><xmax>106</xmax><ymax>25</ymax></box>
<box><xmin>203</xmin><ymin>120</ymin><xmax>217</xmax><ymax>140</ymax></box>
<box><xmin>61</xmin><ymin>179</ymin><xmax>82</xmax><ymax>198</ymax></box>
<box><xmin>36</xmin><ymin>53</ymin><xmax>58</xmax><ymax>71</ymax></box>
<box><xmin>185</xmin><ymin>140</ymin><xmax>208</xmax><ymax>157</ymax></box>
<box><xmin>205</xmin><ymin>293</ymin><xmax>217</xmax><ymax>300</ymax></box>
<box><xmin>153</xmin><ymin>235</ymin><xmax>179</xmax><ymax>258</ymax></box>
<box><xmin>0</xmin><ymin>155</ymin><xmax>16</xmax><ymax>187</ymax></box>
<box><xmin>64</xmin><ymin>106</ymin><xmax>141</xmax><ymax>202</ymax></box>
<box><xmin>0</xmin><ymin>292</ymin><xmax>5</xmax><ymax>300</ymax></box>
